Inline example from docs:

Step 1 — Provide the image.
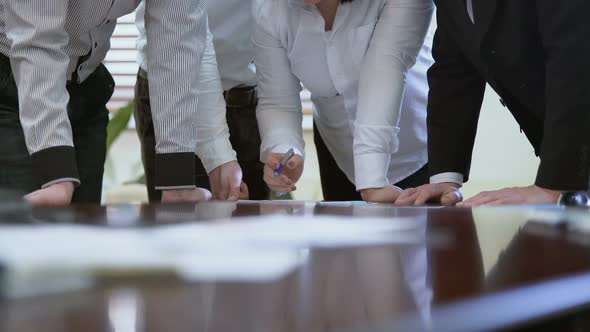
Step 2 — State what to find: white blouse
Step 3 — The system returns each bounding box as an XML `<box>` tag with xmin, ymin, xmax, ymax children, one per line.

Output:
<box><xmin>253</xmin><ymin>0</ymin><xmax>434</xmax><ymax>190</ymax></box>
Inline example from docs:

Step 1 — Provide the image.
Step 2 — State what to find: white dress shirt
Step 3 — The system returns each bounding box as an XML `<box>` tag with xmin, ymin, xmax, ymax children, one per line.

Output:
<box><xmin>137</xmin><ymin>0</ymin><xmax>256</xmax><ymax>91</ymax></box>
<box><xmin>0</xmin><ymin>0</ymin><xmax>208</xmax><ymax>188</ymax></box>
<box><xmin>135</xmin><ymin>3</ymin><xmax>236</xmax><ymax>174</ymax></box>
<box><xmin>253</xmin><ymin>0</ymin><xmax>434</xmax><ymax>190</ymax></box>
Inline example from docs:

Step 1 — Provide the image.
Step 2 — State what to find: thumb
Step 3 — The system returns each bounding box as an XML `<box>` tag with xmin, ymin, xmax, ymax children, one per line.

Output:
<box><xmin>287</xmin><ymin>159</ymin><xmax>298</xmax><ymax>169</ymax></box>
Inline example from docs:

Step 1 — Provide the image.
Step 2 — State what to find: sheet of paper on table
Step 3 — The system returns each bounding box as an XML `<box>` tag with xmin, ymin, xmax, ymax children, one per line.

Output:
<box><xmin>0</xmin><ymin>214</ymin><xmax>425</xmax><ymax>299</ymax></box>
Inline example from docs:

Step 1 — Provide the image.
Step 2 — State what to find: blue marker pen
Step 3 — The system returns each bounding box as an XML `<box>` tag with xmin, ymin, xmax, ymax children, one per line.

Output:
<box><xmin>274</xmin><ymin>148</ymin><xmax>295</xmax><ymax>177</ymax></box>
<box><xmin>273</xmin><ymin>148</ymin><xmax>295</xmax><ymax>197</ymax></box>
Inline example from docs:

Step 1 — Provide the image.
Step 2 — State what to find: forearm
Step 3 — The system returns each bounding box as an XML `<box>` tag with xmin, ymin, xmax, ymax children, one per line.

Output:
<box><xmin>194</xmin><ymin>28</ymin><xmax>236</xmax><ymax>173</ymax></box>
<box><xmin>427</xmin><ymin>16</ymin><xmax>486</xmax><ymax>181</ymax></box>
<box><xmin>257</xmin><ymin>104</ymin><xmax>305</xmax><ymax>162</ymax></box>
<box><xmin>144</xmin><ymin>0</ymin><xmax>207</xmax><ymax>189</ymax></box>
<box><xmin>252</xmin><ymin>18</ymin><xmax>306</xmax><ymax>163</ymax></box>
<box><xmin>4</xmin><ymin>0</ymin><xmax>79</xmax><ymax>187</ymax></box>
<box><xmin>354</xmin><ymin>0</ymin><xmax>434</xmax><ymax>189</ymax></box>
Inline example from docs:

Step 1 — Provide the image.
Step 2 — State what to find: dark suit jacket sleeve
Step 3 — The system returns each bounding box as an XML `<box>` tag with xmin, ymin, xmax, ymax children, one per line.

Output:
<box><xmin>426</xmin><ymin>12</ymin><xmax>486</xmax><ymax>182</ymax></box>
<box><xmin>534</xmin><ymin>0</ymin><xmax>590</xmax><ymax>190</ymax></box>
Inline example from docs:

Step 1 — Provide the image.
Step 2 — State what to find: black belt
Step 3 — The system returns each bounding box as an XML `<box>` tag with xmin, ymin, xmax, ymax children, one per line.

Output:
<box><xmin>138</xmin><ymin>67</ymin><xmax>257</xmax><ymax>106</ymax></box>
<box><xmin>223</xmin><ymin>85</ymin><xmax>257</xmax><ymax>107</ymax></box>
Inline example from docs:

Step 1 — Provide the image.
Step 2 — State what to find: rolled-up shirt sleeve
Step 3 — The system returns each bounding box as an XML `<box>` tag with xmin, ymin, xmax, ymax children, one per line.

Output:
<box><xmin>4</xmin><ymin>0</ymin><xmax>80</xmax><ymax>188</ymax></box>
<box><xmin>144</xmin><ymin>0</ymin><xmax>207</xmax><ymax>189</ymax></box>
<box><xmin>194</xmin><ymin>28</ymin><xmax>237</xmax><ymax>173</ymax></box>
<box><xmin>252</xmin><ymin>5</ymin><xmax>305</xmax><ymax>162</ymax></box>
<box><xmin>353</xmin><ymin>0</ymin><xmax>434</xmax><ymax>190</ymax></box>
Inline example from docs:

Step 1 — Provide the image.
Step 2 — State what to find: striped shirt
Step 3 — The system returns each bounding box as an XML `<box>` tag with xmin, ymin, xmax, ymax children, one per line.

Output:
<box><xmin>0</xmin><ymin>0</ymin><xmax>207</xmax><ymax>189</ymax></box>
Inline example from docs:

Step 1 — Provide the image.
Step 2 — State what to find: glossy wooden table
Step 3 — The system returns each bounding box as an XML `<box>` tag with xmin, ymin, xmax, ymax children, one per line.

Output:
<box><xmin>1</xmin><ymin>201</ymin><xmax>590</xmax><ymax>332</ymax></box>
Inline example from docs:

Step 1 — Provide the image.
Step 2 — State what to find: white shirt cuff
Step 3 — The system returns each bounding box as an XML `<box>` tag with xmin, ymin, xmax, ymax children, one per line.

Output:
<box><xmin>262</xmin><ymin>144</ymin><xmax>305</xmax><ymax>163</ymax></box>
<box><xmin>354</xmin><ymin>152</ymin><xmax>390</xmax><ymax>190</ymax></box>
<box><xmin>41</xmin><ymin>178</ymin><xmax>81</xmax><ymax>189</ymax></box>
<box><xmin>430</xmin><ymin>172</ymin><xmax>464</xmax><ymax>187</ymax></box>
<box><xmin>195</xmin><ymin>138</ymin><xmax>238</xmax><ymax>174</ymax></box>
<box><xmin>155</xmin><ymin>185</ymin><xmax>197</xmax><ymax>191</ymax></box>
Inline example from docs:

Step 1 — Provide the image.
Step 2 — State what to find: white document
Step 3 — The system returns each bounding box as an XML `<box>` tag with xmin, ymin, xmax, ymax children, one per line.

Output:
<box><xmin>0</xmin><ymin>214</ymin><xmax>424</xmax><ymax>298</ymax></box>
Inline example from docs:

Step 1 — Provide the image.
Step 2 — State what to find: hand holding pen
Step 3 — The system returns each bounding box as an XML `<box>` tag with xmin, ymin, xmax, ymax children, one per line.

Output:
<box><xmin>263</xmin><ymin>148</ymin><xmax>305</xmax><ymax>196</ymax></box>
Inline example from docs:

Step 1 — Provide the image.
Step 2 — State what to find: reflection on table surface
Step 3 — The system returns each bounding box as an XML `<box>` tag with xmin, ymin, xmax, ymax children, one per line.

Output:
<box><xmin>1</xmin><ymin>201</ymin><xmax>590</xmax><ymax>332</ymax></box>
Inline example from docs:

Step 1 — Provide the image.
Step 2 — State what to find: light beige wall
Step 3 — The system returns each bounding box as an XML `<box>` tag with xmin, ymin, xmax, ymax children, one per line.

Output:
<box><xmin>461</xmin><ymin>87</ymin><xmax>540</xmax><ymax>199</ymax></box>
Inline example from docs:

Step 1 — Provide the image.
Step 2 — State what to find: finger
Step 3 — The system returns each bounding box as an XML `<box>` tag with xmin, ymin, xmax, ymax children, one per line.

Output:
<box><xmin>263</xmin><ymin>171</ymin><xmax>285</xmax><ymax>188</ymax></box>
<box><xmin>286</xmin><ymin>159</ymin><xmax>298</xmax><ymax>169</ymax></box>
<box><xmin>196</xmin><ymin>188</ymin><xmax>212</xmax><ymax>201</ymax></box>
<box><xmin>278</xmin><ymin>174</ymin><xmax>293</xmax><ymax>185</ymax></box>
<box><xmin>217</xmin><ymin>182</ymin><xmax>229</xmax><ymax>200</ymax></box>
<box><xmin>269</xmin><ymin>184</ymin><xmax>294</xmax><ymax>193</ymax></box>
<box><xmin>226</xmin><ymin>179</ymin><xmax>242</xmax><ymax>201</ymax></box>
<box><xmin>23</xmin><ymin>191</ymin><xmax>43</xmax><ymax>206</ymax></box>
<box><xmin>482</xmin><ymin>199</ymin><xmax>505</xmax><ymax>206</ymax></box>
<box><xmin>441</xmin><ymin>190</ymin><xmax>463</xmax><ymax>206</ymax></box>
<box><xmin>272</xmin><ymin>185</ymin><xmax>296</xmax><ymax>193</ymax></box>
<box><xmin>395</xmin><ymin>189</ymin><xmax>420</xmax><ymax>205</ymax></box>
<box><xmin>267</xmin><ymin>174</ymin><xmax>293</xmax><ymax>187</ymax></box>
<box><xmin>414</xmin><ymin>188</ymin><xmax>438</xmax><ymax>205</ymax></box>
<box><xmin>239</xmin><ymin>182</ymin><xmax>249</xmax><ymax>200</ymax></box>
<box><xmin>462</xmin><ymin>193</ymin><xmax>498</xmax><ymax>207</ymax></box>
<box><xmin>23</xmin><ymin>191</ymin><xmax>38</xmax><ymax>201</ymax></box>
<box><xmin>396</xmin><ymin>188</ymin><xmax>416</xmax><ymax>201</ymax></box>
<box><xmin>264</xmin><ymin>167</ymin><xmax>288</xmax><ymax>183</ymax></box>
<box><xmin>265</xmin><ymin>154</ymin><xmax>282</xmax><ymax>169</ymax></box>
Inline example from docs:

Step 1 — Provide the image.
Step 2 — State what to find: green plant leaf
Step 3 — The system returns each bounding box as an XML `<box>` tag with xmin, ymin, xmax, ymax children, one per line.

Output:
<box><xmin>270</xmin><ymin>191</ymin><xmax>293</xmax><ymax>200</ymax></box>
<box><xmin>106</xmin><ymin>101</ymin><xmax>134</xmax><ymax>151</ymax></box>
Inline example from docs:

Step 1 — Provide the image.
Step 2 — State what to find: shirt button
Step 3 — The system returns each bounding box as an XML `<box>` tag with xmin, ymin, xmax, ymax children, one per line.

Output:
<box><xmin>499</xmin><ymin>98</ymin><xmax>506</xmax><ymax>107</ymax></box>
<box><xmin>94</xmin><ymin>42</ymin><xmax>98</xmax><ymax>48</ymax></box>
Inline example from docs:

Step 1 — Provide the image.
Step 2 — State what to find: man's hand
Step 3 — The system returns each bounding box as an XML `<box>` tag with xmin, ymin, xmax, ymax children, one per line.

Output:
<box><xmin>208</xmin><ymin>161</ymin><xmax>249</xmax><ymax>200</ymax></box>
<box><xmin>161</xmin><ymin>188</ymin><xmax>212</xmax><ymax>203</ymax></box>
<box><xmin>457</xmin><ymin>185</ymin><xmax>560</xmax><ymax>207</ymax></box>
<box><xmin>263</xmin><ymin>152</ymin><xmax>304</xmax><ymax>193</ymax></box>
<box><xmin>395</xmin><ymin>183</ymin><xmax>463</xmax><ymax>206</ymax></box>
<box><xmin>24</xmin><ymin>181</ymin><xmax>75</xmax><ymax>207</ymax></box>
<box><xmin>360</xmin><ymin>185</ymin><xmax>403</xmax><ymax>203</ymax></box>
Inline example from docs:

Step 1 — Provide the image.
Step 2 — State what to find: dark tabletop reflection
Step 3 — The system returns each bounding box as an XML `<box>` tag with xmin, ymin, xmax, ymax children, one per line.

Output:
<box><xmin>1</xmin><ymin>203</ymin><xmax>590</xmax><ymax>332</ymax></box>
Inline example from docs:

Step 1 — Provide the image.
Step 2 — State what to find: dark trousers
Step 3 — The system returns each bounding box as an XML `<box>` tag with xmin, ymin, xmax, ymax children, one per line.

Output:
<box><xmin>134</xmin><ymin>69</ymin><xmax>269</xmax><ymax>201</ymax></box>
<box><xmin>313</xmin><ymin>123</ymin><xmax>429</xmax><ymax>201</ymax></box>
<box><xmin>0</xmin><ymin>54</ymin><xmax>111</xmax><ymax>203</ymax></box>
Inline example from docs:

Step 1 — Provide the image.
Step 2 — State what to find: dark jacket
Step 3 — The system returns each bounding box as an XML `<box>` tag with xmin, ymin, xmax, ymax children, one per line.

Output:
<box><xmin>427</xmin><ymin>0</ymin><xmax>590</xmax><ymax>190</ymax></box>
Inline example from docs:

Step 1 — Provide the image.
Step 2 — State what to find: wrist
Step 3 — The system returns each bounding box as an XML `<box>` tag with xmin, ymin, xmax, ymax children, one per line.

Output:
<box><xmin>161</xmin><ymin>188</ymin><xmax>195</xmax><ymax>195</ymax></box>
<box><xmin>534</xmin><ymin>185</ymin><xmax>561</xmax><ymax>199</ymax></box>
<box><xmin>154</xmin><ymin>153</ymin><xmax>195</xmax><ymax>189</ymax></box>
<box><xmin>441</xmin><ymin>182</ymin><xmax>461</xmax><ymax>189</ymax></box>
<box><xmin>49</xmin><ymin>181</ymin><xmax>75</xmax><ymax>193</ymax></box>
<box><xmin>31</xmin><ymin>146</ymin><xmax>80</xmax><ymax>188</ymax></box>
